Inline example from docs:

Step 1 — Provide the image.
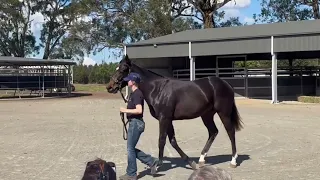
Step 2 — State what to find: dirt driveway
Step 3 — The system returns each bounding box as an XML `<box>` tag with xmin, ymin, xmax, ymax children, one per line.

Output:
<box><xmin>0</xmin><ymin>92</ymin><xmax>320</xmax><ymax>180</ymax></box>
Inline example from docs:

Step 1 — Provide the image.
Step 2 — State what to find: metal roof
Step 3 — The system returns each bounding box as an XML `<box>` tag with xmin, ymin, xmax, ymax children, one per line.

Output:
<box><xmin>127</xmin><ymin>19</ymin><xmax>320</xmax><ymax>46</ymax></box>
<box><xmin>0</xmin><ymin>56</ymin><xmax>76</xmax><ymax>66</ymax></box>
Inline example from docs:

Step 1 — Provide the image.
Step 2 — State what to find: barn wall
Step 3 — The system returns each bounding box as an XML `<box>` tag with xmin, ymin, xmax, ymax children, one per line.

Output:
<box><xmin>132</xmin><ymin>57</ymin><xmax>187</xmax><ymax>77</ymax></box>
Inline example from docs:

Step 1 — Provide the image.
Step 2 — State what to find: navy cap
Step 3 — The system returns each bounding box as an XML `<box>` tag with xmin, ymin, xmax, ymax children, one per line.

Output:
<box><xmin>123</xmin><ymin>72</ymin><xmax>141</xmax><ymax>83</ymax></box>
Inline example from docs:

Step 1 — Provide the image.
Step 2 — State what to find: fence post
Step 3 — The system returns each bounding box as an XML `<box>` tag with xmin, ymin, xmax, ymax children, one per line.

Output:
<box><xmin>300</xmin><ymin>67</ymin><xmax>303</xmax><ymax>95</ymax></box>
<box><xmin>42</xmin><ymin>67</ymin><xmax>44</xmax><ymax>98</ymax></box>
<box><xmin>245</xmin><ymin>68</ymin><xmax>248</xmax><ymax>97</ymax></box>
<box><xmin>68</xmin><ymin>65</ymin><xmax>71</xmax><ymax>96</ymax></box>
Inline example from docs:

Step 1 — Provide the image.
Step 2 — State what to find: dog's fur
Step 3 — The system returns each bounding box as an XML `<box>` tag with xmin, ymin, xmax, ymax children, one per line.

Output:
<box><xmin>81</xmin><ymin>158</ymin><xmax>116</xmax><ymax>180</ymax></box>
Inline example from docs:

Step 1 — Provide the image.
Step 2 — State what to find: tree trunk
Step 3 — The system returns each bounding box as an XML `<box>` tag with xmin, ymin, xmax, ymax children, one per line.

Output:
<box><xmin>43</xmin><ymin>23</ymin><xmax>54</xmax><ymax>59</ymax></box>
<box><xmin>312</xmin><ymin>0</ymin><xmax>320</xmax><ymax>19</ymax></box>
<box><xmin>204</xmin><ymin>12</ymin><xmax>214</xmax><ymax>28</ymax></box>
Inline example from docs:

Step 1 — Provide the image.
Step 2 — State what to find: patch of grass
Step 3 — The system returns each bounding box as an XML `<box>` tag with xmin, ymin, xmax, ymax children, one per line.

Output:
<box><xmin>74</xmin><ymin>84</ymin><xmax>106</xmax><ymax>92</ymax></box>
<box><xmin>297</xmin><ymin>96</ymin><xmax>320</xmax><ymax>103</ymax></box>
<box><xmin>0</xmin><ymin>94</ymin><xmax>11</xmax><ymax>98</ymax></box>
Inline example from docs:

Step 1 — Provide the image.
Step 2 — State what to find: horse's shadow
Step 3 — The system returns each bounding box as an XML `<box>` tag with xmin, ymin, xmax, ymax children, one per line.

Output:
<box><xmin>137</xmin><ymin>154</ymin><xmax>250</xmax><ymax>179</ymax></box>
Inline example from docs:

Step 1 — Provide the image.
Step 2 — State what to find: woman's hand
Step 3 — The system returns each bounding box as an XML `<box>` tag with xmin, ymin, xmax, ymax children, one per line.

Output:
<box><xmin>120</xmin><ymin>107</ymin><xmax>127</xmax><ymax>113</ymax></box>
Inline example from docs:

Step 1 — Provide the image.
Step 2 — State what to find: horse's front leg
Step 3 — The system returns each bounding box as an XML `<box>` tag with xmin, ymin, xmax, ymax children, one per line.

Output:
<box><xmin>157</xmin><ymin>118</ymin><xmax>169</xmax><ymax>166</ymax></box>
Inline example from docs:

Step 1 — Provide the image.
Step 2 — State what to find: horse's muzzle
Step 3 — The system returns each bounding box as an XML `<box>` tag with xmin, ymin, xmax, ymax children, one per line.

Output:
<box><xmin>107</xmin><ymin>87</ymin><xmax>119</xmax><ymax>94</ymax></box>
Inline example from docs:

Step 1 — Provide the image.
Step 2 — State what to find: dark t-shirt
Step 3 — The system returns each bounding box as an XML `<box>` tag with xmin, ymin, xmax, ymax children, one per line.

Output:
<box><xmin>126</xmin><ymin>89</ymin><xmax>144</xmax><ymax>119</ymax></box>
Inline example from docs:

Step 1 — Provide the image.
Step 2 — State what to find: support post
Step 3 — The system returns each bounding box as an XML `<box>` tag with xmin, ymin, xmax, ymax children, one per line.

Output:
<box><xmin>68</xmin><ymin>65</ymin><xmax>71</xmax><ymax>96</ymax></box>
<box><xmin>189</xmin><ymin>42</ymin><xmax>195</xmax><ymax>81</ymax></box>
<box><xmin>71</xmin><ymin>65</ymin><xmax>74</xmax><ymax>84</ymax></box>
<box><xmin>193</xmin><ymin>57</ymin><xmax>195</xmax><ymax>80</ymax></box>
<box><xmin>245</xmin><ymin>56</ymin><xmax>248</xmax><ymax>97</ymax></box>
<box><xmin>42</xmin><ymin>66</ymin><xmax>44</xmax><ymax>98</ymax></box>
<box><xmin>190</xmin><ymin>57</ymin><xmax>195</xmax><ymax>81</ymax></box>
<box><xmin>124</xmin><ymin>45</ymin><xmax>129</xmax><ymax>100</ymax></box>
<box><xmin>271</xmin><ymin>36</ymin><xmax>278</xmax><ymax>104</ymax></box>
<box><xmin>215</xmin><ymin>57</ymin><xmax>219</xmax><ymax>77</ymax></box>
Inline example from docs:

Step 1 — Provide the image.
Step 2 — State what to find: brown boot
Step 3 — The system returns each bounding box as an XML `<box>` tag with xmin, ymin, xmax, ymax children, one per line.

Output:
<box><xmin>119</xmin><ymin>174</ymin><xmax>137</xmax><ymax>180</ymax></box>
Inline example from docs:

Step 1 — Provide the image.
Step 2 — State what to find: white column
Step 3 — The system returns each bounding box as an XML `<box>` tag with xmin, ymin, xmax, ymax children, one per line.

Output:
<box><xmin>124</xmin><ymin>45</ymin><xmax>129</xmax><ymax>100</ymax></box>
<box><xmin>189</xmin><ymin>42</ymin><xmax>195</xmax><ymax>81</ymax></box>
<box><xmin>271</xmin><ymin>36</ymin><xmax>278</xmax><ymax>104</ymax></box>
<box><xmin>190</xmin><ymin>57</ymin><xmax>195</xmax><ymax>81</ymax></box>
<box><xmin>68</xmin><ymin>65</ymin><xmax>71</xmax><ymax>95</ymax></box>
<box><xmin>71</xmin><ymin>65</ymin><xmax>74</xmax><ymax>84</ymax></box>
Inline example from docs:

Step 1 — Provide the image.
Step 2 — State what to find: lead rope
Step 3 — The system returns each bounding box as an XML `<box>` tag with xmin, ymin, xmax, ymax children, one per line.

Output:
<box><xmin>120</xmin><ymin>112</ymin><xmax>128</xmax><ymax>140</ymax></box>
<box><xmin>119</xmin><ymin>88</ymin><xmax>128</xmax><ymax>103</ymax></box>
<box><xmin>119</xmin><ymin>88</ymin><xmax>129</xmax><ymax>140</ymax></box>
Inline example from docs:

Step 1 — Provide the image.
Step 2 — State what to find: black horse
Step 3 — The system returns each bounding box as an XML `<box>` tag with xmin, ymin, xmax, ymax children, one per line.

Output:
<box><xmin>106</xmin><ymin>55</ymin><xmax>243</xmax><ymax>170</ymax></box>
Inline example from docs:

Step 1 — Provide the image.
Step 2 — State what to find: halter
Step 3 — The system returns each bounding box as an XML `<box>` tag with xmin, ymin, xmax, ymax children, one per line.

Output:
<box><xmin>98</xmin><ymin>163</ymin><xmax>109</xmax><ymax>180</ymax></box>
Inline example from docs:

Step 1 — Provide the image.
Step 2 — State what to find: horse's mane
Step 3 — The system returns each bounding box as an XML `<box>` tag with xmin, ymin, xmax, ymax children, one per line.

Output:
<box><xmin>146</xmin><ymin>69</ymin><xmax>165</xmax><ymax>78</ymax></box>
<box><xmin>132</xmin><ymin>63</ymin><xmax>165</xmax><ymax>78</ymax></box>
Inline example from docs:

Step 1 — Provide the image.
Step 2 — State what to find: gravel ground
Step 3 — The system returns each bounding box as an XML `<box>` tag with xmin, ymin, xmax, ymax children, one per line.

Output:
<box><xmin>0</xmin><ymin>93</ymin><xmax>320</xmax><ymax>180</ymax></box>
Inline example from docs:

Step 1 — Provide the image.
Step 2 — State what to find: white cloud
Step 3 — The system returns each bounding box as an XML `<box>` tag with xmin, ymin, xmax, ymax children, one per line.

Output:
<box><xmin>223</xmin><ymin>0</ymin><xmax>251</xmax><ymax>9</ymax></box>
<box><xmin>83</xmin><ymin>57</ymin><xmax>96</xmax><ymax>66</ymax></box>
<box><xmin>223</xmin><ymin>9</ymin><xmax>241</xmax><ymax>19</ymax></box>
<box><xmin>243</xmin><ymin>16</ymin><xmax>255</xmax><ymax>24</ymax></box>
<box><xmin>30</xmin><ymin>12</ymin><xmax>45</xmax><ymax>35</ymax></box>
<box><xmin>75</xmin><ymin>14</ymin><xmax>93</xmax><ymax>23</ymax></box>
<box><xmin>218</xmin><ymin>0</ymin><xmax>254</xmax><ymax>25</ymax></box>
<box><xmin>173</xmin><ymin>0</ymin><xmax>252</xmax><ymax>25</ymax></box>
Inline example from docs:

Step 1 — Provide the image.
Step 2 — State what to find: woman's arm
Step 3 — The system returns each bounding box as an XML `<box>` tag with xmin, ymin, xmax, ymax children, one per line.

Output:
<box><xmin>120</xmin><ymin>104</ymin><xmax>142</xmax><ymax>114</ymax></box>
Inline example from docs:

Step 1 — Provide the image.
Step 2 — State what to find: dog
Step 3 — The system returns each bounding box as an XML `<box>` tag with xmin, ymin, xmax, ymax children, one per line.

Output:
<box><xmin>81</xmin><ymin>158</ymin><xmax>116</xmax><ymax>180</ymax></box>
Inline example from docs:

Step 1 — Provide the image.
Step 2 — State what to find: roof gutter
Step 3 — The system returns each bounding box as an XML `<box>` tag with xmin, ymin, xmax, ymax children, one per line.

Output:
<box><xmin>125</xmin><ymin>31</ymin><xmax>320</xmax><ymax>48</ymax></box>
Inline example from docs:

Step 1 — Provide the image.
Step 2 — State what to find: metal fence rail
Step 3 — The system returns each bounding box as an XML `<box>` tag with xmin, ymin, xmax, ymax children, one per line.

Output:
<box><xmin>0</xmin><ymin>66</ymin><xmax>71</xmax><ymax>98</ymax></box>
<box><xmin>173</xmin><ymin>66</ymin><xmax>320</xmax><ymax>98</ymax></box>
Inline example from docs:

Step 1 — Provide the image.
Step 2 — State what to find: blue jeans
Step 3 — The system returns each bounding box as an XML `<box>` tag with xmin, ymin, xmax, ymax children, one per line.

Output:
<box><xmin>126</xmin><ymin>118</ymin><xmax>156</xmax><ymax>176</ymax></box>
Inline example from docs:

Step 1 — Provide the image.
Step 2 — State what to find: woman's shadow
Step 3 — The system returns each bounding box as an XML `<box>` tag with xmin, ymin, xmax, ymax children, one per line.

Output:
<box><xmin>137</xmin><ymin>154</ymin><xmax>250</xmax><ymax>179</ymax></box>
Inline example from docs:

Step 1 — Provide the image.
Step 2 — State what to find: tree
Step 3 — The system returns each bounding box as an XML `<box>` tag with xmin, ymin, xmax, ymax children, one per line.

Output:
<box><xmin>187</xmin><ymin>0</ymin><xmax>234</xmax><ymax>28</ymax></box>
<box><xmin>0</xmin><ymin>0</ymin><xmax>40</xmax><ymax>57</ymax></box>
<box><xmin>253</xmin><ymin>0</ymin><xmax>313</xmax><ymax>23</ymax></box>
<box><xmin>34</xmin><ymin>0</ymin><xmax>85</xmax><ymax>59</ymax></box>
<box><xmin>65</xmin><ymin>0</ymin><xmax>199</xmax><ymax>59</ymax></box>
<box><xmin>299</xmin><ymin>0</ymin><xmax>320</xmax><ymax>19</ymax></box>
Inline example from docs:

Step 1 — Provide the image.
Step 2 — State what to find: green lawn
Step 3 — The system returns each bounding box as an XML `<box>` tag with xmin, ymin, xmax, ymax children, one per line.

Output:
<box><xmin>74</xmin><ymin>84</ymin><xmax>107</xmax><ymax>92</ymax></box>
<box><xmin>298</xmin><ymin>96</ymin><xmax>320</xmax><ymax>103</ymax></box>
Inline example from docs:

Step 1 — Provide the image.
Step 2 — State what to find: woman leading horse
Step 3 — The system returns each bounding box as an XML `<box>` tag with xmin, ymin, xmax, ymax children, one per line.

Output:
<box><xmin>106</xmin><ymin>55</ymin><xmax>243</xmax><ymax>173</ymax></box>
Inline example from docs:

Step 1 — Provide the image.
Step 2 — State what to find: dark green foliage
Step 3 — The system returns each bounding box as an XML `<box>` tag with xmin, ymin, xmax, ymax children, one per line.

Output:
<box><xmin>253</xmin><ymin>0</ymin><xmax>313</xmax><ymax>23</ymax></box>
<box><xmin>73</xmin><ymin>62</ymin><xmax>119</xmax><ymax>84</ymax></box>
<box><xmin>0</xmin><ymin>0</ymin><xmax>40</xmax><ymax>57</ymax></box>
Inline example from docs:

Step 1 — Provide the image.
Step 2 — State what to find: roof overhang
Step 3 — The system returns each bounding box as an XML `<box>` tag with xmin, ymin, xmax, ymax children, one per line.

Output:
<box><xmin>0</xmin><ymin>56</ymin><xmax>77</xmax><ymax>66</ymax></box>
<box><xmin>126</xmin><ymin>19</ymin><xmax>320</xmax><ymax>47</ymax></box>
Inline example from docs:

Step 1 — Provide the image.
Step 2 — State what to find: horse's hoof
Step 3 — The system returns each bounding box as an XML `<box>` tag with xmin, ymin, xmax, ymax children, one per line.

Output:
<box><xmin>229</xmin><ymin>163</ymin><xmax>237</xmax><ymax>168</ymax></box>
<box><xmin>198</xmin><ymin>161</ymin><xmax>205</xmax><ymax>168</ymax></box>
<box><xmin>191</xmin><ymin>161</ymin><xmax>197</xmax><ymax>170</ymax></box>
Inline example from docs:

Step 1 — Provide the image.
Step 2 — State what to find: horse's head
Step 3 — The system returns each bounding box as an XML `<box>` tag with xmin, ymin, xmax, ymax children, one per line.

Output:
<box><xmin>106</xmin><ymin>54</ymin><xmax>132</xmax><ymax>94</ymax></box>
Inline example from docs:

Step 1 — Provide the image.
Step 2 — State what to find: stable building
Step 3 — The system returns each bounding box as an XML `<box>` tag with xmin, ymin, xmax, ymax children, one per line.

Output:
<box><xmin>124</xmin><ymin>19</ymin><xmax>320</xmax><ymax>103</ymax></box>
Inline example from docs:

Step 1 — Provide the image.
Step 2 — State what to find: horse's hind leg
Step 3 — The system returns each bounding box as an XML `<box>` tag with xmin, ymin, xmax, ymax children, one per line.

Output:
<box><xmin>217</xmin><ymin>111</ymin><xmax>238</xmax><ymax>168</ymax></box>
<box><xmin>167</xmin><ymin>122</ymin><xmax>197</xmax><ymax>170</ymax></box>
<box><xmin>198</xmin><ymin>110</ymin><xmax>218</xmax><ymax>167</ymax></box>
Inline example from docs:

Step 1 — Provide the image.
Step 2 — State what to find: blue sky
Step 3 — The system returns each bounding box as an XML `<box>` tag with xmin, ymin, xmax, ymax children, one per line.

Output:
<box><xmin>31</xmin><ymin>0</ymin><xmax>262</xmax><ymax>65</ymax></box>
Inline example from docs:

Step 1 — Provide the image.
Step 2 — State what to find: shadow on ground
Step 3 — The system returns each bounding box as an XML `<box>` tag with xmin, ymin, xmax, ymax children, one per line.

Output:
<box><xmin>137</xmin><ymin>154</ymin><xmax>250</xmax><ymax>179</ymax></box>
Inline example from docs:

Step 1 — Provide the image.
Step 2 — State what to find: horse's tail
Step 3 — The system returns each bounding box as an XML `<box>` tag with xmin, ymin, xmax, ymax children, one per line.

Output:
<box><xmin>231</xmin><ymin>101</ymin><xmax>243</xmax><ymax>131</ymax></box>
